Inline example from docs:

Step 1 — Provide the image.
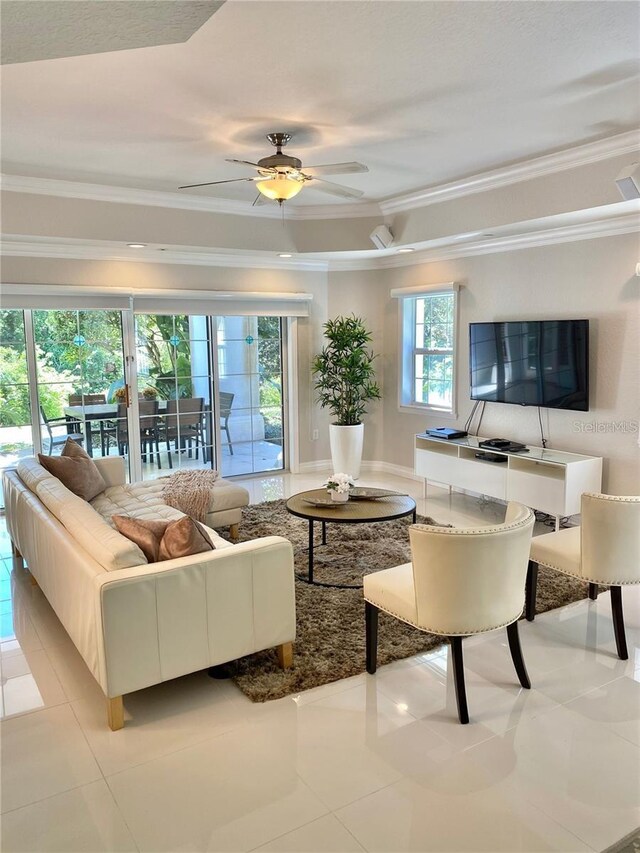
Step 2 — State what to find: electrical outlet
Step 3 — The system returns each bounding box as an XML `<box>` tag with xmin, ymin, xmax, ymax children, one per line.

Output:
<box><xmin>312</xmin><ymin>429</ymin><xmax>319</xmax><ymax>440</ymax></box>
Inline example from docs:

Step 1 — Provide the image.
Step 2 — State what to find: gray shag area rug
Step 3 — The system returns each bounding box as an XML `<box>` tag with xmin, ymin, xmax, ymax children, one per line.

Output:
<box><xmin>220</xmin><ymin>500</ymin><xmax>592</xmax><ymax>702</ymax></box>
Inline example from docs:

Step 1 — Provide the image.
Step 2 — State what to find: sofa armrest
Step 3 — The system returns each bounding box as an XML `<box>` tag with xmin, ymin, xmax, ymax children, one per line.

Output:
<box><xmin>93</xmin><ymin>455</ymin><xmax>126</xmax><ymax>487</ymax></box>
<box><xmin>95</xmin><ymin>536</ymin><xmax>295</xmax><ymax>698</ymax></box>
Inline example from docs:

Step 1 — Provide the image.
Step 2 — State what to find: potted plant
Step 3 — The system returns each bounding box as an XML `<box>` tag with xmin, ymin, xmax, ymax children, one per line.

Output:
<box><xmin>325</xmin><ymin>472</ymin><xmax>354</xmax><ymax>502</ymax></box>
<box><xmin>312</xmin><ymin>315</ymin><xmax>381</xmax><ymax>479</ymax></box>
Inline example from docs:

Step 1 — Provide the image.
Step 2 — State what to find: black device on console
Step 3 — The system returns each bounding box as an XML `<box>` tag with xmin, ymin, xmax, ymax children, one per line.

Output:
<box><xmin>479</xmin><ymin>438</ymin><xmax>529</xmax><ymax>453</ymax></box>
<box><xmin>475</xmin><ymin>452</ymin><xmax>508</xmax><ymax>463</ymax></box>
<box><xmin>426</xmin><ymin>428</ymin><xmax>468</xmax><ymax>440</ymax></box>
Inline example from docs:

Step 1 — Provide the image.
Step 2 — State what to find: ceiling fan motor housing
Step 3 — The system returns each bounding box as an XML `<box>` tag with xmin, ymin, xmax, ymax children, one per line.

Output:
<box><xmin>257</xmin><ymin>153</ymin><xmax>302</xmax><ymax>173</ymax></box>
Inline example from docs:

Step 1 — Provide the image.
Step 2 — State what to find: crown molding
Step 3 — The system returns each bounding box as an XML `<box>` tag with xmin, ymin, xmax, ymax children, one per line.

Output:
<box><xmin>337</xmin><ymin>209</ymin><xmax>639</xmax><ymax>270</ymax></box>
<box><xmin>0</xmin><ymin>237</ymin><xmax>330</xmax><ymax>271</ymax></box>
<box><xmin>0</xmin><ymin>173</ymin><xmax>382</xmax><ymax>220</ymax></box>
<box><xmin>2</xmin><ymin>131</ymin><xmax>637</xmax><ymax>222</ymax></box>
<box><xmin>3</xmin><ymin>203</ymin><xmax>637</xmax><ymax>272</ymax></box>
<box><xmin>379</xmin><ymin>130</ymin><xmax>640</xmax><ymax>215</ymax></box>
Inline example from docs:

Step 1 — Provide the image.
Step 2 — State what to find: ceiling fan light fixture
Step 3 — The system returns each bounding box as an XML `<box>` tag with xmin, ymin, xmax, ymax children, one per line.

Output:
<box><xmin>256</xmin><ymin>173</ymin><xmax>304</xmax><ymax>203</ymax></box>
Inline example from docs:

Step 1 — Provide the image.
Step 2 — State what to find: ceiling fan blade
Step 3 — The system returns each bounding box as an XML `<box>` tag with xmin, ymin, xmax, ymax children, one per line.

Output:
<box><xmin>252</xmin><ymin>192</ymin><xmax>268</xmax><ymax>207</ymax></box>
<box><xmin>225</xmin><ymin>159</ymin><xmax>262</xmax><ymax>168</ymax></box>
<box><xmin>178</xmin><ymin>177</ymin><xmax>256</xmax><ymax>189</ymax></box>
<box><xmin>305</xmin><ymin>177</ymin><xmax>365</xmax><ymax>199</ymax></box>
<box><xmin>303</xmin><ymin>162</ymin><xmax>369</xmax><ymax>176</ymax></box>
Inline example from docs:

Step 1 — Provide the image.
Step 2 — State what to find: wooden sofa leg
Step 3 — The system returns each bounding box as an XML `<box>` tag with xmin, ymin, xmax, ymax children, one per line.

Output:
<box><xmin>277</xmin><ymin>642</ymin><xmax>293</xmax><ymax>670</ymax></box>
<box><xmin>11</xmin><ymin>541</ymin><xmax>24</xmax><ymax>568</ymax></box>
<box><xmin>29</xmin><ymin>572</ymin><xmax>38</xmax><ymax>587</ymax></box>
<box><xmin>229</xmin><ymin>523</ymin><xmax>239</xmax><ymax>540</ymax></box>
<box><xmin>107</xmin><ymin>696</ymin><xmax>124</xmax><ymax>731</ymax></box>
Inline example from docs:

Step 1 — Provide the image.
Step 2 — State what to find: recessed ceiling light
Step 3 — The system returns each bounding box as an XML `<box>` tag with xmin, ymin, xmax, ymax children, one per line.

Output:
<box><xmin>396</xmin><ymin>247</ymin><xmax>415</xmax><ymax>254</ymax></box>
<box><xmin>127</xmin><ymin>243</ymin><xmax>147</xmax><ymax>249</ymax></box>
<box><xmin>278</xmin><ymin>253</ymin><xmax>293</xmax><ymax>258</ymax></box>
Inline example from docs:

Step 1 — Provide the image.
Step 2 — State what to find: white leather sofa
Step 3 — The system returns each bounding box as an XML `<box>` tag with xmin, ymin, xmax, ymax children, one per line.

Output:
<box><xmin>3</xmin><ymin>456</ymin><xmax>296</xmax><ymax>730</ymax></box>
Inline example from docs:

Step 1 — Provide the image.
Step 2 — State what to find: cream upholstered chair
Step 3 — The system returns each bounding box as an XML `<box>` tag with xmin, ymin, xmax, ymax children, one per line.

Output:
<box><xmin>527</xmin><ymin>493</ymin><xmax>640</xmax><ymax>660</ymax></box>
<box><xmin>364</xmin><ymin>503</ymin><xmax>535</xmax><ymax>724</ymax></box>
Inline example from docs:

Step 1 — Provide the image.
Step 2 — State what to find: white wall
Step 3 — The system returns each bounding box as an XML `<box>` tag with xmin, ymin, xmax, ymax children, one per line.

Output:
<box><xmin>376</xmin><ymin>233</ymin><xmax>640</xmax><ymax>494</ymax></box>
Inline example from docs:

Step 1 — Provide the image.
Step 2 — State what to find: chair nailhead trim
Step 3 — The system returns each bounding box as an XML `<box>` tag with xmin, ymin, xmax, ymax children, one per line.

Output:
<box><xmin>529</xmin><ymin>560</ymin><xmax>640</xmax><ymax>586</ymax></box>
<box><xmin>363</xmin><ymin>597</ymin><xmax>524</xmax><ymax>636</ymax></box>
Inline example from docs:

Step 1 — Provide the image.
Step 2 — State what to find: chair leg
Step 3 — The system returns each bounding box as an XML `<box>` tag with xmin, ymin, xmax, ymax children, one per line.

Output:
<box><xmin>506</xmin><ymin>620</ymin><xmax>531</xmax><ymax>689</ymax></box>
<box><xmin>611</xmin><ymin>586</ymin><xmax>628</xmax><ymax>660</ymax></box>
<box><xmin>525</xmin><ymin>560</ymin><xmax>538</xmax><ymax>621</ymax></box>
<box><xmin>365</xmin><ymin>601</ymin><xmax>379</xmax><ymax>674</ymax></box>
<box><xmin>229</xmin><ymin>523</ymin><xmax>239</xmax><ymax>539</ymax></box>
<box><xmin>450</xmin><ymin>636</ymin><xmax>469</xmax><ymax>724</ymax></box>
<box><xmin>588</xmin><ymin>583</ymin><xmax>598</xmax><ymax>600</ymax></box>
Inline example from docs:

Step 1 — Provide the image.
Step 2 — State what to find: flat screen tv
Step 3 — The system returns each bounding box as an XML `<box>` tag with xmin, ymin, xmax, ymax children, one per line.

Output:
<box><xmin>469</xmin><ymin>320</ymin><xmax>589</xmax><ymax>411</ymax></box>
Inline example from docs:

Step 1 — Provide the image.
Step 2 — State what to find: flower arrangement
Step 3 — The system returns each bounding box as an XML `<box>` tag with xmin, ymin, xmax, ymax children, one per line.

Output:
<box><xmin>142</xmin><ymin>386</ymin><xmax>158</xmax><ymax>400</ymax></box>
<box><xmin>325</xmin><ymin>473</ymin><xmax>355</xmax><ymax>500</ymax></box>
<box><xmin>114</xmin><ymin>386</ymin><xmax>127</xmax><ymax>402</ymax></box>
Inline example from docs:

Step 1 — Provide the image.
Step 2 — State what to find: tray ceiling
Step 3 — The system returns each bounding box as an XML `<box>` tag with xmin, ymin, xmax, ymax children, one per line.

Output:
<box><xmin>1</xmin><ymin>0</ymin><xmax>639</xmax><ymax>206</ymax></box>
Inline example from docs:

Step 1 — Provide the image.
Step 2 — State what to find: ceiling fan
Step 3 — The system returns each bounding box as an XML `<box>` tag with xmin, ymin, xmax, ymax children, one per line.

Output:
<box><xmin>178</xmin><ymin>132</ymin><xmax>368</xmax><ymax>205</ymax></box>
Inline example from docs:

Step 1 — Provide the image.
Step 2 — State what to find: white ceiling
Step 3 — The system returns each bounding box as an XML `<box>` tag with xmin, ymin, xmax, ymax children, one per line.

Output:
<box><xmin>0</xmin><ymin>1</ymin><xmax>224</xmax><ymax>64</ymax></box>
<box><xmin>1</xmin><ymin>0</ymin><xmax>639</xmax><ymax>206</ymax></box>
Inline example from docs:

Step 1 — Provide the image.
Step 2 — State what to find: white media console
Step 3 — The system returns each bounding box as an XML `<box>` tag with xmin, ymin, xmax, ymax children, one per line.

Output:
<box><xmin>414</xmin><ymin>433</ymin><xmax>603</xmax><ymax>530</ymax></box>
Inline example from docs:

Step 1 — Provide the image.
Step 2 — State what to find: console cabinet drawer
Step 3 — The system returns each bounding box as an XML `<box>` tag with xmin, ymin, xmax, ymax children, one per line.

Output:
<box><xmin>507</xmin><ymin>470</ymin><xmax>566</xmax><ymax>515</ymax></box>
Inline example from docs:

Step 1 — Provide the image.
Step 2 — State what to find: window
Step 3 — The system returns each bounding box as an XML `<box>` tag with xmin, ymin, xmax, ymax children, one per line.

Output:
<box><xmin>396</xmin><ymin>284</ymin><xmax>458</xmax><ymax>414</ymax></box>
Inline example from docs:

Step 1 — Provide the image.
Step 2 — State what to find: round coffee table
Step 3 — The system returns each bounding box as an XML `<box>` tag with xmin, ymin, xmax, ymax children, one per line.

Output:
<box><xmin>285</xmin><ymin>488</ymin><xmax>417</xmax><ymax>587</ymax></box>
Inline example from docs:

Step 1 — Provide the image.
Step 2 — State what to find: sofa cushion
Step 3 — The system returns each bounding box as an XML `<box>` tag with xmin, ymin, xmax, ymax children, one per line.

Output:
<box><xmin>113</xmin><ymin>515</ymin><xmax>215</xmax><ymax>563</ymax></box>
<box><xmin>91</xmin><ymin>481</ymin><xmax>232</xmax><ymax>550</ymax></box>
<box><xmin>36</xmin><ymin>476</ymin><xmax>147</xmax><ymax>571</ymax></box>
<box><xmin>159</xmin><ymin>516</ymin><xmax>215</xmax><ymax>561</ymax></box>
<box><xmin>17</xmin><ymin>457</ymin><xmax>56</xmax><ymax>493</ymax></box>
<box><xmin>113</xmin><ymin>516</ymin><xmax>170</xmax><ymax>563</ymax></box>
<box><xmin>38</xmin><ymin>439</ymin><xmax>106</xmax><ymax>501</ymax></box>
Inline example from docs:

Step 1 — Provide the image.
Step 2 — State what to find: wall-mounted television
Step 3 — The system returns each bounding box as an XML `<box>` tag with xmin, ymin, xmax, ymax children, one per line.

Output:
<box><xmin>469</xmin><ymin>320</ymin><xmax>589</xmax><ymax>411</ymax></box>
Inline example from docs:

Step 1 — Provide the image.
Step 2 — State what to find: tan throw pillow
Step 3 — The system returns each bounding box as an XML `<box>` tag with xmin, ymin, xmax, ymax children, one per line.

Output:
<box><xmin>158</xmin><ymin>516</ymin><xmax>215</xmax><ymax>561</ymax></box>
<box><xmin>112</xmin><ymin>516</ymin><xmax>170</xmax><ymax>563</ymax></box>
<box><xmin>38</xmin><ymin>438</ymin><xmax>107</xmax><ymax>501</ymax></box>
<box><xmin>113</xmin><ymin>515</ymin><xmax>214</xmax><ymax>564</ymax></box>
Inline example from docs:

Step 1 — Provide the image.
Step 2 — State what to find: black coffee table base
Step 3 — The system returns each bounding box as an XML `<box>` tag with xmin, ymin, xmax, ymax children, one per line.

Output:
<box><xmin>298</xmin><ymin>513</ymin><xmax>417</xmax><ymax>589</ymax></box>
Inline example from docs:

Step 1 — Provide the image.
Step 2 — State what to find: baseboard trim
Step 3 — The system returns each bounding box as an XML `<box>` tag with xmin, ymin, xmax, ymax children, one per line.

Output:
<box><xmin>298</xmin><ymin>458</ymin><xmax>423</xmax><ymax>483</ymax></box>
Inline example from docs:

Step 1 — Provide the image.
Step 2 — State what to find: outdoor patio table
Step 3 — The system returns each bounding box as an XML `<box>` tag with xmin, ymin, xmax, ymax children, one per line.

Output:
<box><xmin>64</xmin><ymin>402</ymin><xmax>168</xmax><ymax>457</ymax></box>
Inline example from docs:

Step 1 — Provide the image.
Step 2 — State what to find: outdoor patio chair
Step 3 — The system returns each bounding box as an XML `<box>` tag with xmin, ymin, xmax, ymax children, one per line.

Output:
<box><xmin>161</xmin><ymin>397</ymin><xmax>205</xmax><ymax>467</ymax></box>
<box><xmin>40</xmin><ymin>406</ymin><xmax>84</xmax><ymax>456</ymax></box>
<box><xmin>67</xmin><ymin>393</ymin><xmax>107</xmax><ymax>441</ymax></box>
<box><xmin>102</xmin><ymin>401</ymin><xmax>162</xmax><ymax>467</ymax></box>
<box><xmin>364</xmin><ymin>503</ymin><xmax>535</xmax><ymax>724</ymax></box>
<box><xmin>219</xmin><ymin>391</ymin><xmax>234</xmax><ymax>455</ymax></box>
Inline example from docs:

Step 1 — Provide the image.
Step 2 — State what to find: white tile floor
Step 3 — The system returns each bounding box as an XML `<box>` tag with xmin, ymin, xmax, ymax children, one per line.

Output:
<box><xmin>0</xmin><ymin>472</ymin><xmax>639</xmax><ymax>852</ymax></box>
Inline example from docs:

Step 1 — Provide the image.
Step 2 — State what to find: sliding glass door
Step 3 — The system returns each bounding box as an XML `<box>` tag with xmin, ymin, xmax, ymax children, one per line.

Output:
<box><xmin>216</xmin><ymin>316</ymin><xmax>285</xmax><ymax>477</ymax></box>
<box><xmin>0</xmin><ymin>310</ymin><xmax>34</xmax><ymax>505</ymax></box>
<box><xmin>32</xmin><ymin>309</ymin><xmax>126</xmax><ymax>461</ymax></box>
<box><xmin>0</xmin><ymin>306</ymin><xmax>288</xmax><ymax>489</ymax></box>
<box><xmin>134</xmin><ymin>312</ymin><xmax>286</xmax><ymax>480</ymax></box>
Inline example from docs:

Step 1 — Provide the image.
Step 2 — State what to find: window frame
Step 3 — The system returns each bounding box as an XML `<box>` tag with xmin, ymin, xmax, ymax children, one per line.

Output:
<box><xmin>394</xmin><ymin>283</ymin><xmax>459</xmax><ymax>417</ymax></box>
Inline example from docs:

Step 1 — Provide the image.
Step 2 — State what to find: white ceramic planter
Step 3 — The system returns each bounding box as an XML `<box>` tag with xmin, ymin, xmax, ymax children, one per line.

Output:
<box><xmin>329</xmin><ymin>490</ymin><xmax>349</xmax><ymax>502</ymax></box>
<box><xmin>329</xmin><ymin>423</ymin><xmax>364</xmax><ymax>480</ymax></box>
